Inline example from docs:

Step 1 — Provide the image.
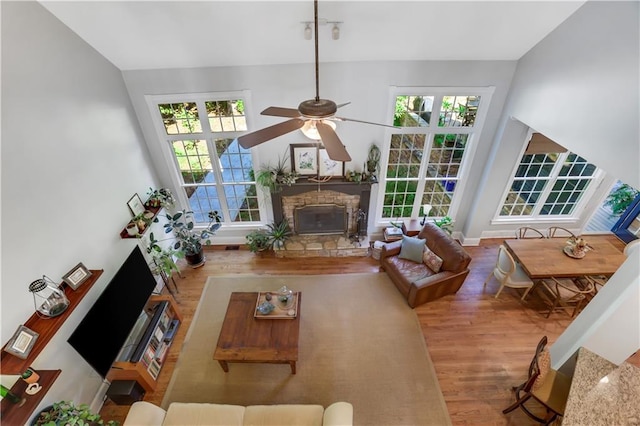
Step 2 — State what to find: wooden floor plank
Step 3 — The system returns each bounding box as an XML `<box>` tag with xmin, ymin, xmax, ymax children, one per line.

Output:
<box><xmin>100</xmin><ymin>236</ymin><xmax>634</xmax><ymax>425</ymax></box>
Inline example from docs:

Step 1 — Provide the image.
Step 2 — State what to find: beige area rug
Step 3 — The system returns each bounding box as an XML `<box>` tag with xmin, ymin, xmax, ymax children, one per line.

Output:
<box><xmin>162</xmin><ymin>273</ymin><xmax>451</xmax><ymax>426</ymax></box>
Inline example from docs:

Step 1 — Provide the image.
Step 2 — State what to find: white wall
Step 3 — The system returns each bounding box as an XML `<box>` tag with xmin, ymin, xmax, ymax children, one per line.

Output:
<box><xmin>465</xmin><ymin>1</ymin><xmax>639</xmax><ymax>240</ymax></box>
<box><xmin>1</xmin><ymin>1</ymin><xmax>158</xmax><ymax>415</ymax></box>
<box><xmin>123</xmin><ymin>60</ymin><xmax>517</xmax><ymax>239</ymax></box>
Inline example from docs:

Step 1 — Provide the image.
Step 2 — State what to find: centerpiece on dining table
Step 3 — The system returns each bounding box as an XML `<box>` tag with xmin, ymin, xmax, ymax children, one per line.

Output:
<box><xmin>564</xmin><ymin>236</ymin><xmax>592</xmax><ymax>259</ymax></box>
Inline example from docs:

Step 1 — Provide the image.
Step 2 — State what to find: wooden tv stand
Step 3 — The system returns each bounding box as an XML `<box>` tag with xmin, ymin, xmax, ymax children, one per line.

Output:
<box><xmin>107</xmin><ymin>294</ymin><xmax>182</xmax><ymax>392</ymax></box>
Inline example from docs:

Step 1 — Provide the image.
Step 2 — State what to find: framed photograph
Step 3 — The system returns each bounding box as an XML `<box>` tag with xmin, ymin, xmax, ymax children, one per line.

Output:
<box><xmin>62</xmin><ymin>262</ymin><xmax>92</xmax><ymax>290</ymax></box>
<box><xmin>290</xmin><ymin>143</ymin><xmax>319</xmax><ymax>176</ymax></box>
<box><xmin>127</xmin><ymin>193</ymin><xmax>145</xmax><ymax>217</ymax></box>
<box><xmin>4</xmin><ymin>325</ymin><xmax>39</xmax><ymax>359</ymax></box>
<box><xmin>319</xmin><ymin>148</ymin><xmax>345</xmax><ymax>177</ymax></box>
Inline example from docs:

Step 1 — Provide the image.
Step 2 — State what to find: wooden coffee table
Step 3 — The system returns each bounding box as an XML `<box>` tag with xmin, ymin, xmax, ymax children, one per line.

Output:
<box><xmin>213</xmin><ymin>292</ymin><xmax>301</xmax><ymax>374</ymax></box>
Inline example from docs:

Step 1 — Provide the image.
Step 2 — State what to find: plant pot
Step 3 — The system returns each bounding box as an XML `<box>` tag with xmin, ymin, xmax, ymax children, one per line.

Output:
<box><xmin>185</xmin><ymin>249</ymin><xmax>205</xmax><ymax>268</ymax></box>
<box><xmin>126</xmin><ymin>222</ymin><xmax>138</xmax><ymax>237</ymax></box>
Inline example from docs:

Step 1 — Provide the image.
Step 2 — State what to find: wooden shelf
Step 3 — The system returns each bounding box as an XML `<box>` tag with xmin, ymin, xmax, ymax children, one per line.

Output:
<box><xmin>0</xmin><ymin>271</ymin><xmax>103</xmax><ymax>374</ymax></box>
<box><xmin>120</xmin><ymin>205</ymin><xmax>162</xmax><ymax>239</ymax></box>
<box><xmin>0</xmin><ymin>369</ymin><xmax>61</xmax><ymax>426</ymax></box>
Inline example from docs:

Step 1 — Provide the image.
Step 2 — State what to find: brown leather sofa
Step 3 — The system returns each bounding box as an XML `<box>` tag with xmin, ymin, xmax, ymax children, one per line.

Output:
<box><xmin>379</xmin><ymin>222</ymin><xmax>472</xmax><ymax>308</ymax></box>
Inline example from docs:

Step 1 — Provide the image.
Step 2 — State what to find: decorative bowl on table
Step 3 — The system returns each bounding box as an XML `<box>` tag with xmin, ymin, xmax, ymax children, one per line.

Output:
<box><xmin>256</xmin><ymin>301</ymin><xmax>275</xmax><ymax>315</ymax></box>
<box><xmin>564</xmin><ymin>236</ymin><xmax>591</xmax><ymax>259</ymax></box>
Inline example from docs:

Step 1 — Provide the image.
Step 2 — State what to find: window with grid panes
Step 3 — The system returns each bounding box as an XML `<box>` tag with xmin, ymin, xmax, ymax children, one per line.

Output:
<box><xmin>382</xmin><ymin>90</ymin><xmax>488</xmax><ymax>221</ymax></box>
<box><xmin>499</xmin><ymin>152</ymin><xmax>599</xmax><ymax>217</ymax></box>
<box><xmin>152</xmin><ymin>96</ymin><xmax>261</xmax><ymax>225</ymax></box>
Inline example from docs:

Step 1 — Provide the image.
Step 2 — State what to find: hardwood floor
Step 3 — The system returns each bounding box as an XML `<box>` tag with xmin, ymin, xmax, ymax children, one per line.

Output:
<box><xmin>100</xmin><ymin>236</ymin><xmax>631</xmax><ymax>425</ymax></box>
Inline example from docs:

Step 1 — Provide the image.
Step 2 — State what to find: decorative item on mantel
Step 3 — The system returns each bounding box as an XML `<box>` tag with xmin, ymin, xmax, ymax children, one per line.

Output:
<box><xmin>564</xmin><ymin>236</ymin><xmax>592</xmax><ymax>259</ymax></box>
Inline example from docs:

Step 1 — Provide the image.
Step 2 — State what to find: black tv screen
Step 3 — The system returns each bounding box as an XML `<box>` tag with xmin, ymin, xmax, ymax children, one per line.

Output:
<box><xmin>68</xmin><ymin>246</ymin><xmax>157</xmax><ymax>378</ymax></box>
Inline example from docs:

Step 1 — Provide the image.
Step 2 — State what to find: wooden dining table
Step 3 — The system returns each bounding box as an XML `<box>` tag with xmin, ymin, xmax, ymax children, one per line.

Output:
<box><xmin>503</xmin><ymin>236</ymin><xmax>627</xmax><ymax>280</ymax></box>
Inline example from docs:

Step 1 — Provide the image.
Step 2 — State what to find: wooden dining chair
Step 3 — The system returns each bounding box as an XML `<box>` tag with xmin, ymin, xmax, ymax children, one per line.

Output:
<box><xmin>483</xmin><ymin>245</ymin><xmax>535</xmax><ymax>300</ymax></box>
<box><xmin>539</xmin><ymin>277</ymin><xmax>594</xmax><ymax>318</ymax></box>
<box><xmin>547</xmin><ymin>226</ymin><xmax>576</xmax><ymax>239</ymax></box>
<box><xmin>503</xmin><ymin>336</ymin><xmax>572</xmax><ymax>425</ymax></box>
<box><xmin>515</xmin><ymin>227</ymin><xmax>545</xmax><ymax>239</ymax></box>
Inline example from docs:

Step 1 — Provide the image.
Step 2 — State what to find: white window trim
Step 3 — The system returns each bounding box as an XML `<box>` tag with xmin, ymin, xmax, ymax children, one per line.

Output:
<box><xmin>145</xmin><ymin>91</ymin><xmax>267</xmax><ymax>228</ymax></box>
<box><xmin>374</xmin><ymin>86</ymin><xmax>495</xmax><ymax>227</ymax></box>
<box><xmin>491</xmin><ymin>130</ymin><xmax>605</xmax><ymax>225</ymax></box>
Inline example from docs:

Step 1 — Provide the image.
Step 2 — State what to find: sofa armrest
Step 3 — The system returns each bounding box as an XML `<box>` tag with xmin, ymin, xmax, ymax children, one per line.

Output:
<box><xmin>123</xmin><ymin>401</ymin><xmax>167</xmax><ymax>426</ymax></box>
<box><xmin>406</xmin><ymin>268</ymin><xmax>470</xmax><ymax>308</ymax></box>
<box><xmin>323</xmin><ymin>402</ymin><xmax>353</xmax><ymax>426</ymax></box>
<box><xmin>380</xmin><ymin>240</ymin><xmax>402</xmax><ymax>258</ymax></box>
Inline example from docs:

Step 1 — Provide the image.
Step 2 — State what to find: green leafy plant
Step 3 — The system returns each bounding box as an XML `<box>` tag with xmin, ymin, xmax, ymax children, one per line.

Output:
<box><xmin>605</xmin><ymin>184</ymin><xmax>639</xmax><ymax>217</ymax></box>
<box><xmin>146</xmin><ymin>187</ymin><xmax>175</xmax><ymax>208</ymax></box>
<box><xmin>160</xmin><ymin>210</ymin><xmax>221</xmax><ymax>256</ymax></box>
<box><xmin>246</xmin><ymin>229</ymin><xmax>271</xmax><ymax>253</ymax></box>
<box><xmin>433</xmin><ymin>216</ymin><xmax>454</xmax><ymax>235</ymax></box>
<box><xmin>33</xmin><ymin>400</ymin><xmax>118</xmax><ymax>426</ymax></box>
<box><xmin>266</xmin><ymin>218</ymin><xmax>293</xmax><ymax>248</ymax></box>
<box><xmin>254</xmin><ymin>151</ymin><xmax>299</xmax><ymax>193</ymax></box>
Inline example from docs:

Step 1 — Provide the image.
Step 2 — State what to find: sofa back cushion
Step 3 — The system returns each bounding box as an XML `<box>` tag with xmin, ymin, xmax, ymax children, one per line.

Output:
<box><xmin>418</xmin><ymin>222</ymin><xmax>471</xmax><ymax>273</ymax></box>
<box><xmin>244</xmin><ymin>405</ymin><xmax>324</xmax><ymax>426</ymax></box>
<box><xmin>164</xmin><ymin>403</ymin><xmax>245</xmax><ymax>426</ymax></box>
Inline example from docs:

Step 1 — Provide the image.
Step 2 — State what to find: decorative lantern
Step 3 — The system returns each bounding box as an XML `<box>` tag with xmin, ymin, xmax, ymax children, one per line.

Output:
<box><xmin>28</xmin><ymin>275</ymin><xmax>70</xmax><ymax>318</ymax></box>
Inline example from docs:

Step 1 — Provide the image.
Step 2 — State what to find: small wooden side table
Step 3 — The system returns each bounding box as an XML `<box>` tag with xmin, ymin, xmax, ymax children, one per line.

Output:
<box><xmin>402</xmin><ymin>220</ymin><xmax>423</xmax><ymax>237</ymax></box>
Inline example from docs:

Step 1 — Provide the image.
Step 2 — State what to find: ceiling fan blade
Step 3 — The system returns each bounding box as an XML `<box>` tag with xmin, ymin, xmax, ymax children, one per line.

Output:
<box><xmin>335</xmin><ymin>102</ymin><xmax>351</xmax><ymax>109</ymax></box>
<box><xmin>261</xmin><ymin>106</ymin><xmax>301</xmax><ymax>118</ymax></box>
<box><xmin>334</xmin><ymin>116</ymin><xmax>398</xmax><ymax>129</ymax></box>
<box><xmin>238</xmin><ymin>118</ymin><xmax>305</xmax><ymax>149</ymax></box>
<box><xmin>317</xmin><ymin>121</ymin><xmax>352</xmax><ymax>162</ymax></box>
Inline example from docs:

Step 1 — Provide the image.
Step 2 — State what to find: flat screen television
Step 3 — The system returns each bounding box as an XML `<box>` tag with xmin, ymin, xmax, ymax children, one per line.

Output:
<box><xmin>68</xmin><ymin>246</ymin><xmax>157</xmax><ymax>378</ymax></box>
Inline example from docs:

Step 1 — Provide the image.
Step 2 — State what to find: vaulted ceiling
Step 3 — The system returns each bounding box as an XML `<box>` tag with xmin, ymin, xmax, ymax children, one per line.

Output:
<box><xmin>40</xmin><ymin>1</ymin><xmax>585</xmax><ymax>71</ymax></box>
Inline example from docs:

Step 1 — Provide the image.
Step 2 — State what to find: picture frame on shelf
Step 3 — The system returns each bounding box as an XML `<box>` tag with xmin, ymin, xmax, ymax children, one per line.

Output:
<box><xmin>62</xmin><ymin>262</ymin><xmax>92</xmax><ymax>290</ymax></box>
<box><xmin>127</xmin><ymin>193</ymin><xmax>145</xmax><ymax>217</ymax></box>
<box><xmin>290</xmin><ymin>143</ymin><xmax>319</xmax><ymax>176</ymax></box>
<box><xmin>318</xmin><ymin>148</ymin><xmax>344</xmax><ymax>177</ymax></box>
<box><xmin>4</xmin><ymin>325</ymin><xmax>39</xmax><ymax>359</ymax></box>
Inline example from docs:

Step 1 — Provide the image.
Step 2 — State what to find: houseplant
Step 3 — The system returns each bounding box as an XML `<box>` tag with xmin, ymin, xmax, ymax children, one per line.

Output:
<box><xmin>433</xmin><ymin>216</ymin><xmax>454</xmax><ymax>235</ymax></box>
<box><xmin>145</xmin><ymin>187</ymin><xmax>175</xmax><ymax>209</ymax></box>
<box><xmin>161</xmin><ymin>210</ymin><xmax>222</xmax><ymax>267</ymax></box>
<box><xmin>266</xmin><ymin>218</ymin><xmax>293</xmax><ymax>249</ymax></box>
<box><xmin>32</xmin><ymin>400</ymin><xmax>118</xmax><ymax>426</ymax></box>
<box><xmin>254</xmin><ymin>153</ymin><xmax>299</xmax><ymax>193</ymax></box>
<box><xmin>246</xmin><ymin>229</ymin><xmax>271</xmax><ymax>253</ymax></box>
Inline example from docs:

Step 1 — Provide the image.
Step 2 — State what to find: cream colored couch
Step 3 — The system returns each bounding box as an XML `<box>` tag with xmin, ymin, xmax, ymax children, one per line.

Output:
<box><xmin>123</xmin><ymin>401</ymin><xmax>353</xmax><ymax>426</ymax></box>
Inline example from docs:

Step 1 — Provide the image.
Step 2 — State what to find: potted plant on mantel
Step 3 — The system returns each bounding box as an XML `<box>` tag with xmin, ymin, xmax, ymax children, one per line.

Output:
<box><xmin>151</xmin><ymin>210</ymin><xmax>221</xmax><ymax>267</ymax></box>
<box><xmin>32</xmin><ymin>400</ymin><xmax>118</xmax><ymax>426</ymax></box>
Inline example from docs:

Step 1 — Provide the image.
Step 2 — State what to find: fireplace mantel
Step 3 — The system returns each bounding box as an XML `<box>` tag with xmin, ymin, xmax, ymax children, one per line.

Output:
<box><xmin>271</xmin><ymin>179</ymin><xmax>373</xmax><ymax>233</ymax></box>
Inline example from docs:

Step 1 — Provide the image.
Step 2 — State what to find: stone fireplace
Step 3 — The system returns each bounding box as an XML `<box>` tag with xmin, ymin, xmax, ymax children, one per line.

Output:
<box><xmin>270</xmin><ymin>180</ymin><xmax>373</xmax><ymax>257</ymax></box>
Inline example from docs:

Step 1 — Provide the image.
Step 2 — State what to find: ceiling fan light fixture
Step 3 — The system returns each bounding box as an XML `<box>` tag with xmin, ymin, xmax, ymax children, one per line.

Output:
<box><xmin>301</xmin><ymin>119</ymin><xmax>336</xmax><ymax>140</ymax></box>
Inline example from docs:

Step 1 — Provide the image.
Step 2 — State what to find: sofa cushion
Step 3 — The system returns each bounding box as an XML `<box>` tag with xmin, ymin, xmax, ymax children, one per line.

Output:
<box><xmin>418</xmin><ymin>223</ymin><xmax>470</xmax><ymax>272</ymax></box>
<box><xmin>243</xmin><ymin>404</ymin><xmax>324</xmax><ymax>426</ymax></box>
<box><xmin>398</xmin><ymin>236</ymin><xmax>426</xmax><ymax>263</ymax></box>
<box><xmin>422</xmin><ymin>247</ymin><xmax>443</xmax><ymax>273</ymax></box>
<box><xmin>163</xmin><ymin>403</ymin><xmax>245</xmax><ymax>426</ymax></box>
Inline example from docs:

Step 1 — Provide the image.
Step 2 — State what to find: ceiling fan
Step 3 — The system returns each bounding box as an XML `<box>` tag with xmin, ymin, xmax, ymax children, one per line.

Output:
<box><xmin>237</xmin><ymin>0</ymin><xmax>395</xmax><ymax>162</ymax></box>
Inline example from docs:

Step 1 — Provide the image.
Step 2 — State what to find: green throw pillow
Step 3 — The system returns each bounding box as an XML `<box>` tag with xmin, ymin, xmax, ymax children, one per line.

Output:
<box><xmin>398</xmin><ymin>235</ymin><xmax>426</xmax><ymax>263</ymax></box>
